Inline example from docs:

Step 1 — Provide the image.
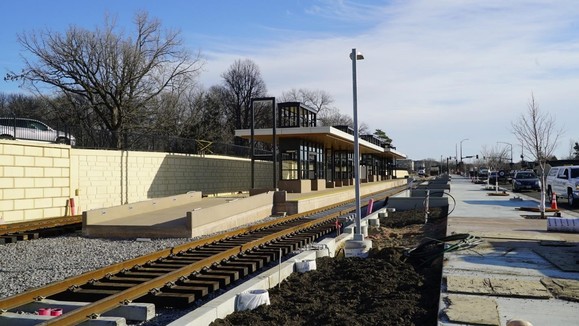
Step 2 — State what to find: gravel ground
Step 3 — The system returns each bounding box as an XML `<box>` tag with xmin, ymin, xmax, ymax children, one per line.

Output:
<box><xmin>0</xmin><ymin>232</ymin><xmax>194</xmax><ymax>298</ymax></box>
<box><xmin>0</xmin><ymin>213</ymin><xmax>287</xmax><ymax>300</ymax></box>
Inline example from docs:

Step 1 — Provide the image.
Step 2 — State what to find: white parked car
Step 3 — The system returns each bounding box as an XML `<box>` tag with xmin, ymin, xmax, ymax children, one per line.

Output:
<box><xmin>546</xmin><ymin>166</ymin><xmax>579</xmax><ymax>207</ymax></box>
<box><xmin>0</xmin><ymin>117</ymin><xmax>75</xmax><ymax>145</ymax></box>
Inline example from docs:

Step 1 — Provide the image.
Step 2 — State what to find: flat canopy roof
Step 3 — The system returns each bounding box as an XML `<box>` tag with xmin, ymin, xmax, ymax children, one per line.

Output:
<box><xmin>235</xmin><ymin>126</ymin><xmax>407</xmax><ymax>160</ymax></box>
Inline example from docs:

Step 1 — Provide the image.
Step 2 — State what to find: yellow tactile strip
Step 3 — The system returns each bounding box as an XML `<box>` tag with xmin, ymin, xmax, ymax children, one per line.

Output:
<box><xmin>446</xmin><ymin>275</ymin><xmax>551</xmax><ymax>298</ymax></box>
<box><xmin>443</xmin><ymin>294</ymin><xmax>500</xmax><ymax>326</ymax></box>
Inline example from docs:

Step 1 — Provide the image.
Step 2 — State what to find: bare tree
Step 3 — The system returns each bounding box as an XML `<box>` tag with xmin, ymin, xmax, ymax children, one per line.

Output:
<box><xmin>317</xmin><ymin>107</ymin><xmax>352</xmax><ymax>127</ymax></box>
<box><xmin>480</xmin><ymin>144</ymin><xmax>510</xmax><ymax>171</ymax></box>
<box><xmin>194</xmin><ymin>86</ymin><xmax>231</xmax><ymax>142</ymax></box>
<box><xmin>6</xmin><ymin>12</ymin><xmax>203</xmax><ymax>148</ymax></box>
<box><xmin>220</xmin><ymin>59</ymin><xmax>267</xmax><ymax>136</ymax></box>
<box><xmin>279</xmin><ymin>88</ymin><xmax>334</xmax><ymax>113</ymax></box>
<box><xmin>512</xmin><ymin>94</ymin><xmax>564</xmax><ymax>217</ymax></box>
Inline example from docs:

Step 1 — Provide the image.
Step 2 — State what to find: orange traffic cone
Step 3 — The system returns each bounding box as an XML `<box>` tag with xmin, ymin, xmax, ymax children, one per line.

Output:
<box><xmin>551</xmin><ymin>192</ymin><xmax>558</xmax><ymax>210</ymax></box>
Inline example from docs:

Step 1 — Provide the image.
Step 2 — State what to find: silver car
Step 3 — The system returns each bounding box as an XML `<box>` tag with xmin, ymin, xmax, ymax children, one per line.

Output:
<box><xmin>0</xmin><ymin>117</ymin><xmax>75</xmax><ymax>145</ymax></box>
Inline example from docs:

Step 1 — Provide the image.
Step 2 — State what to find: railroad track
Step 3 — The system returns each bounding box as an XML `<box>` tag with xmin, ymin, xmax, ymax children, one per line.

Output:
<box><xmin>0</xmin><ymin>185</ymin><xmax>406</xmax><ymax>325</ymax></box>
<box><xmin>0</xmin><ymin>215</ymin><xmax>82</xmax><ymax>243</ymax></box>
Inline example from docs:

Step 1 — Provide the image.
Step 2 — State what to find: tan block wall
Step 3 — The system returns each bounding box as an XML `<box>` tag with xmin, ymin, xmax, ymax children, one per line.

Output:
<box><xmin>1</xmin><ymin>142</ymin><xmax>273</xmax><ymax>223</ymax></box>
<box><xmin>0</xmin><ymin>141</ymin><xmax>72</xmax><ymax>223</ymax></box>
<box><xmin>72</xmin><ymin>149</ymin><xmax>274</xmax><ymax>212</ymax></box>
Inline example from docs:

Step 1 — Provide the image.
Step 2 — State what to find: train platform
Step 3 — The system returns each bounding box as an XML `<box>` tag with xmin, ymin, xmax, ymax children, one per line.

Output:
<box><xmin>81</xmin><ymin>179</ymin><xmax>407</xmax><ymax>239</ymax></box>
<box><xmin>439</xmin><ymin>175</ymin><xmax>579</xmax><ymax>326</ymax></box>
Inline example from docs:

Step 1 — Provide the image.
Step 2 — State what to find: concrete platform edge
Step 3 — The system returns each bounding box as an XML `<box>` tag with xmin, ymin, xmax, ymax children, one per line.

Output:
<box><xmin>168</xmin><ymin>251</ymin><xmax>317</xmax><ymax>326</ymax></box>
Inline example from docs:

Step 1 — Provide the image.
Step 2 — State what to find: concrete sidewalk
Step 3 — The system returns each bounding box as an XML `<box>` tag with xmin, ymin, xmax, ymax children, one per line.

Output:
<box><xmin>438</xmin><ymin>176</ymin><xmax>579</xmax><ymax>326</ymax></box>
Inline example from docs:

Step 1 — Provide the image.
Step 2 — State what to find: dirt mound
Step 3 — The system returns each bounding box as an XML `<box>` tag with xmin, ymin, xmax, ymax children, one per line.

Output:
<box><xmin>211</xmin><ymin>210</ymin><xmax>446</xmax><ymax>326</ymax></box>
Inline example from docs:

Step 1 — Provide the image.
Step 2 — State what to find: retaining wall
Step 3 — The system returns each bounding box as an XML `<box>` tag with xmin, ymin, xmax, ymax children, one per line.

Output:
<box><xmin>0</xmin><ymin>141</ymin><xmax>72</xmax><ymax>223</ymax></box>
<box><xmin>1</xmin><ymin>140</ymin><xmax>273</xmax><ymax>223</ymax></box>
<box><xmin>72</xmin><ymin>149</ymin><xmax>273</xmax><ymax>212</ymax></box>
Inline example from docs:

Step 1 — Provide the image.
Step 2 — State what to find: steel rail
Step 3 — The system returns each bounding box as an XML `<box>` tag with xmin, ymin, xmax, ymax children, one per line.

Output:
<box><xmin>0</xmin><ymin>197</ymin><xmax>355</xmax><ymax>311</ymax></box>
<box><xmin>41</xmin><ymin>213</ymin><xmax>341</xmax><ymax>325</ymax></box>
<box><xmin>0</xmin><ymin>215</ymin><xmax>82</xmax><ymax>236</ymax></box>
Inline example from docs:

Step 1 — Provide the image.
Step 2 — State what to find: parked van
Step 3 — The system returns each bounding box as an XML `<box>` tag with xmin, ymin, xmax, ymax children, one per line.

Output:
<box><xmin>545</xmin><ymin>166</ymin><xmax>579</xmax><ymax>207</ymax></box>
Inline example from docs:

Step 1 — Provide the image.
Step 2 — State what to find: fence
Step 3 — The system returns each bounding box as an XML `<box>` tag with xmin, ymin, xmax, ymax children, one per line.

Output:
<box><xmin>71</xmin><ymin>128</ymin><xmax>273</xmax><ymax>159</ymax></box>
<box><xmin>0</xmin><ymin>115</ymin><xmax>272</xmax><ymax>160</ymax></box>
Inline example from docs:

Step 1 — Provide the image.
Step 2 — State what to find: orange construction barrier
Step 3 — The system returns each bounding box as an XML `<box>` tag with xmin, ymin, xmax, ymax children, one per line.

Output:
<box><xmin>550</xmin><ymin>192</ymin><xmax>558</xmax><ymax>210</ymax></box>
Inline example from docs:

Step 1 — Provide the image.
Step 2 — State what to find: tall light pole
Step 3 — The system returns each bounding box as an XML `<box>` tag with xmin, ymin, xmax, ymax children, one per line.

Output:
<box><xmin>497</xmin><ymin>141</ymin><xmax>513</xmax><ymax>166</ymax></box>
<box><xmin>351</xmin><ymin>48</ymin><xmax>363</xmax><ymax>242</ymax></box>
<box><xmin>344</xmin><ymin>48</ymin><xmax>372</xmax><ymax>258</ymax></box>
<box><xmin>460</xmin><ymin>138</ymin><xmax>468</xmax><ymax>175</ymax></box>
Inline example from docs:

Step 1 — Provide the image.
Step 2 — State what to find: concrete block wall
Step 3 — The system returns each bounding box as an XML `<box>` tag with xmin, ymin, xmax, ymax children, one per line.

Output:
<box><xmin>73</xmin><ymin>149</ymin><xmax>274</xmax><ymax>212</ymax></box>
<box><xmin>0</xmin><ymin>141</ymin><xmax>72</xmax><ymax>223</ymax></box>
<box><xmin>1</xmin><ymin>141</ymin><xmax>273</xmax><ymax>223</ymax></box>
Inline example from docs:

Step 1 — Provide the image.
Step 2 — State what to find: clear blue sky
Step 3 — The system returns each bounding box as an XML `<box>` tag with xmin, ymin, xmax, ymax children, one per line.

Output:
<box><xmin>1</xmin><ymin>0</ymin><xmax>579</xmax><ymax>161</ymax></box>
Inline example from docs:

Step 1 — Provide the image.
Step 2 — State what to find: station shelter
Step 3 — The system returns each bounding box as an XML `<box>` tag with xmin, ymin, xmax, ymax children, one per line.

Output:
<box><xmin>234</xmin><ymin>101</ymin><xmax>407</xmax><ymax>193</ymax></box>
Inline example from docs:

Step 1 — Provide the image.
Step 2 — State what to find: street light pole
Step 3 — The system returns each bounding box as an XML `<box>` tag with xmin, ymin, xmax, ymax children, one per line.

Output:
<box><xmin>497</xmin><ymin>141</ymin><xmax>513</xmax><ymax>165</ymax></box>
<box><xmin>460</xmin><ymin>138</ymin><xmax>468</xmax><ymax>175</ymax></box>
<box><xmin>351</xmin><ymin>48</ymin><xmax>363</xmax><ymax>242</ymax></box>
<box><xmin>344</xmin><ymin>48</ymin><xmax>372</xmax><ymax>258</ymax></box>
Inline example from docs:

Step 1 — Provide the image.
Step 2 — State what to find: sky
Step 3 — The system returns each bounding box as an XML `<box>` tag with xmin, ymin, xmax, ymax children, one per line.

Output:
<box><xmin>1</xmin><ymin>0</ymin><xmax>578</xmax><ymax>161</ymax></box>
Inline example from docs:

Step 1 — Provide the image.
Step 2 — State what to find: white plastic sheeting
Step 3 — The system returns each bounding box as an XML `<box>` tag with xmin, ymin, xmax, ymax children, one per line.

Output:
<box><xmin>235</xmin><ymin>289</ymin><xmax>270</xmax><ymax>312</ymax></box>
<box><xmin>295</xmin><ymin>259</ymin><xmax>317</xmax><ymax>273</ymax></box>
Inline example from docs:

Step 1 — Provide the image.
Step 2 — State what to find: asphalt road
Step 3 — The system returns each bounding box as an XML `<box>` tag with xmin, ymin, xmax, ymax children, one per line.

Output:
<box><xmin>496</xmin><ymin>181</ymin><xmax>577</xmax><ymax>211</ymax></box>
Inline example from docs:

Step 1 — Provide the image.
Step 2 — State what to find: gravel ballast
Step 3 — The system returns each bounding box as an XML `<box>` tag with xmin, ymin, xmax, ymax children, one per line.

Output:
<box><xmin>0</xmin><ymin>233</ymin><xmax>194</xmax><ymax>299</ymax></box>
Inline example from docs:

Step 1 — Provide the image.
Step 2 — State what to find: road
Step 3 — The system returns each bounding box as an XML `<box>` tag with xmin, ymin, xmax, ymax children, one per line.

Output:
<box><xmin>493</xmin><ymin>180</ymin><xmax>577</xmax><ymax>211</ymax></box>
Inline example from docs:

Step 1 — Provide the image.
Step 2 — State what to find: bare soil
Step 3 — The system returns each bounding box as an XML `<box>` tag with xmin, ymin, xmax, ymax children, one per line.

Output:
<box><xmin>211</xmin><ymin>209</ymin><xmax>447</xmax><ymax>326</ymax></box>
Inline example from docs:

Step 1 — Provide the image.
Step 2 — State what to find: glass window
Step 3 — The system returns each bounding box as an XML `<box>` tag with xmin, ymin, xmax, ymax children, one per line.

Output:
<box><xmin>281</xmin><ymin>151</ymin><xmax>298</xmax><ymax>180</ymax></box>
<box><xmin>15</xmin><ymin>119</ymin><xmax>28</xmax><ymax>128</ymax></box>
<box><xmin>28</xmin><ymin>121</ymin><xmax>49</xmax><ymax>131</ymax></box>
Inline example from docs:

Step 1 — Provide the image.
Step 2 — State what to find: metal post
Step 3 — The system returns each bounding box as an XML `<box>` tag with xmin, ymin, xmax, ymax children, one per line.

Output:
<box><xmin>460</xmin><ymin>138</ymin><xmax>468</xmax><ymax>175</ymax></box>
<box><xmin>250</xmin><ymin>100</ymin><xmax>255</xmax><ymax>189</ymax></box>
<box><xmin>344</xmin><ymin>49</ymin><xmax>372</xmax><ymax>258</ymax></box>
<box><xmin>351</xmin><ymin>48</ymin><xmax>362</xmax><ymax>241</ymax></box>
<box><xmin>497</xmin><ymin>141</ymin><xmax>513</xmax><ymax>170</ymax></box>
<box><xmin>272</xmin><ymin>99</ymin><xmax>277</xmax><ymax>190</ymax></box>
<box><xmin>250</xmin><ymin>97</ymin><xmax>277</xmax><ymax>190</ymax></box>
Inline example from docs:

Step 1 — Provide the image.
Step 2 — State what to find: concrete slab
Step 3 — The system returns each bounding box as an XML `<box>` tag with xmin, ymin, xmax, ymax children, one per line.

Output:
<box><xmin>442</xmin><ymin>294</ymin><xmax>500</xmax><ymax>326</ymax></box>
<box><xmin>533</xmin><ymin>247</ymin><xmax>579</xmax><ymax>272</ymax></box>
<box><xmin>82</xmin><ymin>192</ymin><xmax>275</xmax><ymax>238</ymax></box>
<box><xmin>446</xmin><ymin>275</ymin><xmax>551</xmax><ymax>298</ymax></box>
<box><xmin>541</xmin><ymin>277</ymin><xmax>579</xmax><ymax>302</ymax></box>
<box><xmin>439</xmin><ymin>176</ymin><xmax>579</xmax><ymax>326</ymax></box>
<box><xmin>15</xmin><ymin>299</ymin><xmax>154</xmax><ymax>322</ymax></box>
<box><xmin>0</xmin><ymin>312</ymin><xmax>126</xmax><ymax>326</ymax></box>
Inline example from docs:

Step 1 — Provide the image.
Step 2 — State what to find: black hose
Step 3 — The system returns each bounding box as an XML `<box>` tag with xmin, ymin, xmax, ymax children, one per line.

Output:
<box><xmin>404</xmin><ymin>233</ymin><xmax>482</xmax><ymax>266</ymax></box>
<box><xmin>419</xmin><ymin>190</ymin><xmax>457</xmax><ymax>218</ymax></box>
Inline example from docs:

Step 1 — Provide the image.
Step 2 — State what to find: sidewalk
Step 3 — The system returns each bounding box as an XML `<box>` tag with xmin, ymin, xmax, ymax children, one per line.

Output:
<box><xmin>438</xmin><ymin>176</ymin><xmax>579</xmax><ymax>325</ymax></box>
